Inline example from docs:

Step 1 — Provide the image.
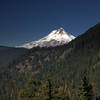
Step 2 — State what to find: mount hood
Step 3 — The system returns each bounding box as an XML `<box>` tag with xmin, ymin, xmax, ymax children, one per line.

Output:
<box><xmin>17</xmin><ymin>28</ymin><xmax>75</xmax><ymax>49</ymax></box>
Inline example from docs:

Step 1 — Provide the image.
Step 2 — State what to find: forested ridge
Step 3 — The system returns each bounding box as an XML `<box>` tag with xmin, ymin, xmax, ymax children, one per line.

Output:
<box><xmin>0</xmin><ymin>23</ymin><xmax>100</xmax><ymax>100</ymax></box>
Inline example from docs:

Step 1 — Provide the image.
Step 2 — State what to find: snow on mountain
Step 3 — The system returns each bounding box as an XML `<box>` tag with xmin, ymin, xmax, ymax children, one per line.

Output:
<box><xmin>17</xmin><ymin>28</ymin><xmax>75</xmax><ymax>49</ymax></box>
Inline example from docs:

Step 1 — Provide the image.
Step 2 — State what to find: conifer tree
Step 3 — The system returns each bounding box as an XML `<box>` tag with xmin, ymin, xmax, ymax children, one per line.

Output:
<box><xmin>21</xmin><ymin>78</ymin><xmax>42</xmax><ymax>100</ymax></box>
<box><xmin>44</xmin><ymin>73</ymin><xmax>63</xmax><ymax>100</ymax></box>
<box><xmin>77</xmin><ymin>76</ymin><xmax>94</xmax><ymax>100</ymax></box>
<box><xmin>44</xmin><ymin>73</ymin><xmax>53</xmax><ymax>100</ymax></box>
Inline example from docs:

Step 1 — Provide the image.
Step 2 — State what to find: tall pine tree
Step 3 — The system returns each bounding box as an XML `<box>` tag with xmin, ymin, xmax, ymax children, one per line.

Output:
<box><xmin>77</xmin><ymin>76</ymin><xmax>94</xmax><ymax>100</ymax></box>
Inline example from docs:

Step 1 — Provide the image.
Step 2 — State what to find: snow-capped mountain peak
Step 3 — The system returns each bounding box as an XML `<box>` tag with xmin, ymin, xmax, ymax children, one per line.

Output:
<box><xmin>55</xmin><ymin>27</ymin><xmax>67</xmax><ymax>34</ymax></box>
<box><xmin>17</xmin><ymin>28</ymin><xmax>75</xmax><ymax>49</ymax></box>
<box><xmin>49</xmin><ymin>28</ymin><xmax>67</xmax><ymax>36</ymax></box>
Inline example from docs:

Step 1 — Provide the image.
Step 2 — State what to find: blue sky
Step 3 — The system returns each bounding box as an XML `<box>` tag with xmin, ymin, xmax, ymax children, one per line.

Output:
<box><xmin>0</xmin><ymin>0</ymin><xmax>100</xmax><ymax>46</ymax></box>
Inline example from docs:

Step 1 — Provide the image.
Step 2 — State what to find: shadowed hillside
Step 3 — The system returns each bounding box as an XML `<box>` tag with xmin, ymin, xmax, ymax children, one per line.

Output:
<box><xmin>0</xmin><ymin>46</ymin><xmax>28</xmax><ymax>65</ymax></box>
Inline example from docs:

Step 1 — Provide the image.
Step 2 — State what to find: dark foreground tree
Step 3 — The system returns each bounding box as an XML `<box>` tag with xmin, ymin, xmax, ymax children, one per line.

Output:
<box><xmin>44</xmin><ymin>73</ymin><xmax>65</xmax><ymax>100</ymax></box>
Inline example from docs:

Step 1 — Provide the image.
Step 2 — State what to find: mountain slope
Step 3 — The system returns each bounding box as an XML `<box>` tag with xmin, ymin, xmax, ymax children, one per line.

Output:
<box><xmin>0</xmin><ymin>46</ymin><xmax>28</xmax><ymax>65</ymax></box>
<box><xmin>0</xmin><ymin>23</ymin><xmax>100</xmax><ymax>100</ymax></box>
<box><xmin>17</xmin><ymin>28</ymin><xmax>75</xmax><ymax>49</ymax></box>
<box><xmin>14</xmin><ymin>23</ymin><xmax>100</xmax><ymax>89</ymax></box>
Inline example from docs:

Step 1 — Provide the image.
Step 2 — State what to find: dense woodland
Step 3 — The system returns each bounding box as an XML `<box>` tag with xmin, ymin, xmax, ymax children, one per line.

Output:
<box><xmin>20</xmin><ymin>73</ymin><xmax>100</xmax><ymax>100</ymax></box>
<box><xmin>0</xmin><ymin>23</ymin><xmax>100</xmax><ymax>100</ymax></box>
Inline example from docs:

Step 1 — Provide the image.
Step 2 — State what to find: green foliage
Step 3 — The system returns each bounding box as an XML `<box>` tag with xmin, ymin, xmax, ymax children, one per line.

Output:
<box><xmin>77</xmin><ymin>76</ymin><xmax>94</xmax><ymax>100</ymax></box>
<box><xmin>21</xmin><ymin>74</ymin><xmax>66</xmax><ymax>100</ymax></box>
<box><xmin>44</xmin><ymin>73</ymin><xmax>65</xmax><ymax>100</ymax></box>
<box><xmin>21</xmin><ymin>78</ymin><xmax>42</xmax><ymax>100</ymax></box>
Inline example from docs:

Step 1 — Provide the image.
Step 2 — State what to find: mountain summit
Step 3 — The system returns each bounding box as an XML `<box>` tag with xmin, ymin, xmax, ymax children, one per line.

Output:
<box><xmin>17</xmin><ymin>28</ymin><xmax>75</xmax><ymax>49</ymax></box>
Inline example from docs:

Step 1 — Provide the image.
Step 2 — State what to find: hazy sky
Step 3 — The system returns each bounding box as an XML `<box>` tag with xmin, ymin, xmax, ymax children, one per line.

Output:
<box><xmin>0</xmin><ymin>0</ymin><xmax>100</xmax><ymax>46</ymax></box>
